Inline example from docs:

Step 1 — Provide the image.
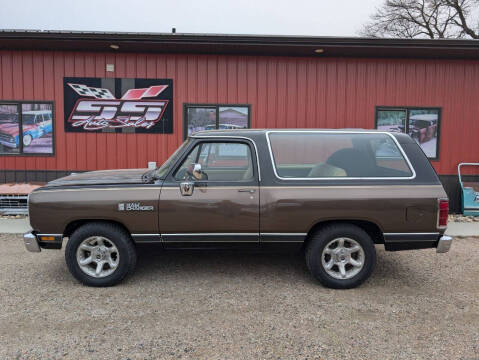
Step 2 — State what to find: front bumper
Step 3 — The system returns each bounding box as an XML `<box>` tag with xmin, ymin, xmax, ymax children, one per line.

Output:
<box><xmin>23</xmin><ymin>232</ymin><xmax>63</xmax><ymax>252</ymax></box>
<box><xmin>24</xmin><ymin>232</ymin><xmax>41</xmax><ymax>252</ymax></box>
<box><xmin>0</xmin><ymin>138</ymin><xmax>18</xmax><ymax>148</ymax></box>
<box><xmin>436</xmin><ymin>235</ymin><xmax>453</xmax><ymax>253</ymax></box>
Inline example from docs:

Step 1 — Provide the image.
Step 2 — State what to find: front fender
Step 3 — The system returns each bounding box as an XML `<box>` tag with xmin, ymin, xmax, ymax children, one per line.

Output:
<box><xmin>28</xmin><ymin>186</ymin><xmax>161</xmax><ymax>235</ymax></box>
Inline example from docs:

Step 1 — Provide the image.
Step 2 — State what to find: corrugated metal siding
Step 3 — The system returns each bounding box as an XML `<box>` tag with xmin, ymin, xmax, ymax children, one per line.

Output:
<box><xmin>1</xmin><ymin>50</ymin><xmax>479</xmax><ymax>175</ymax></box>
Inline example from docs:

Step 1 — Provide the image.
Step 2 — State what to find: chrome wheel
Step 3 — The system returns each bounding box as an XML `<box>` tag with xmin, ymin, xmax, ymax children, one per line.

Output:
<box><xmin>321</xmin><ymin>237</ymin><xmax>365</xmax><ymax>280</ymax></box>
<box><xmin>76</xmin><ymin>236</ymin><xmax>120</xmax><ymax>278</ymax></box>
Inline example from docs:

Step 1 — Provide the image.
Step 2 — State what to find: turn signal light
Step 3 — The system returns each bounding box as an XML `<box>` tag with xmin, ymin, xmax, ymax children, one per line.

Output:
<box><xmin>39</xmin><ymin>236</ymin><xmax>55</xmax><ymax>241</ymax></box>
<box><xmin>438</xmin><ymin>199</ymin><xmax>449</xmax><ymax>229</ymax></box>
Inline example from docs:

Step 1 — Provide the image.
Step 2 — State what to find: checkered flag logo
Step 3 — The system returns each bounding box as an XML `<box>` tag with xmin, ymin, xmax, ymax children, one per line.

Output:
<box><xmin>68</xmin><ymin>83</ymin><xmax>94</xmax><ymax>97</ymax></box>
<box><xmin>68</xmin><ymin>83</ymin><xmax>115</xmax><ymax>99</ymax></box>
<box><xmin>88</xmin><ymin>87</ymin><xmax>115</xmax><ymax>99</ymax></box>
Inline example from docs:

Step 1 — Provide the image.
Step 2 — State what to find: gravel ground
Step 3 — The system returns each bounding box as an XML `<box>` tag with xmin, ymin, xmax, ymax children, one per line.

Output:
<box><xmin>449</xmin><ymin>214</ymin><xmax>479</xmax><ymax>223</ymax></box>
<box><xmin>0</xmin><ymin>234</ymin><xmax>478</xmax><ymax>360</ymax></box>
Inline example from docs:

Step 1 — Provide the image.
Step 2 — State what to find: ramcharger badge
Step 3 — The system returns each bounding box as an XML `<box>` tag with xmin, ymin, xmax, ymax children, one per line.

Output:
<box><xmin>64</xmin><ymin>77</ymin><xmax>173</xmax><ymax>133</ymax></box>
<box><xmin>118</xmin><ymin>203</ymin><xmax>154</xmax><ymax>211</ymax></box>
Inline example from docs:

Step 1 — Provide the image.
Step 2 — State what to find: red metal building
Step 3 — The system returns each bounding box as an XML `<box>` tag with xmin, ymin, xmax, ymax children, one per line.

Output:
<box><xmin>1</xmin><ymin>31</ymin><xmax>479</xmax><ymax>211</ymax></box>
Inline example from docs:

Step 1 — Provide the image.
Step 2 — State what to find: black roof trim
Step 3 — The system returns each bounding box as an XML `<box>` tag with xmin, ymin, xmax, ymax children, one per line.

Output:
<box><xmin>1</xmin><ymin>30</ymin><xmax>479</xmax><ymax>59</ymax></box>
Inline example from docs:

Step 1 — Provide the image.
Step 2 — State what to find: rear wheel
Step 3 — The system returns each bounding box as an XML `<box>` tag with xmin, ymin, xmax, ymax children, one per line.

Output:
<box><xmin>65</xmin><ymin>222</ymin><xmax>136</xmax><ymax>287</ymax></box>
<box><xmin>305</xmin><ymin>224</ymin><xmax>376</xmax><ymax>289</ymax></box>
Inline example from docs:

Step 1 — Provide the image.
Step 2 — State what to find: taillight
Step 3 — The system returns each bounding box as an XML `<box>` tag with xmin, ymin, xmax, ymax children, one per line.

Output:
<box><xmin>438</xmin><ymin>198</ymin><xmax>449</xmax><ymax>229</ymax></box>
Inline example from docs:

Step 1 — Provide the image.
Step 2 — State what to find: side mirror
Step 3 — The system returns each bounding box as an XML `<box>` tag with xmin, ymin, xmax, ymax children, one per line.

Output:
<box><xmin>187</xmin><ymin>163</ymin><xmax>203</xmax><ymax>181</ymax></box>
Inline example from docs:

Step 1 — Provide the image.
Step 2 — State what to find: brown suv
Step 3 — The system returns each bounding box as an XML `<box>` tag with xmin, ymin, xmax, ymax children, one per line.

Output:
<box><xmin>24</xmin><ymin>130</ymin><xmax>452</xmax><ymax>288</ymax></box>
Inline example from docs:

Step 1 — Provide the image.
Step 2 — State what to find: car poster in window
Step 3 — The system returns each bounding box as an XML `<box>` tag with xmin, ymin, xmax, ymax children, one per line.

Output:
<box><xmin>21</xmin><ymin>103</ymin><xmax>54</xmax><ymax>154</ymax></box>
<box><xmin>375</xmin><ymin>107</ymin><xmax>440</xmax><ymax>159</ymax></box>
<box><xmin>64</xmin><ymin>77</ymin><xmax>173</xmax><ymax>133</ymax></box>
<box><xmin>407</xmin><ymin>109</ymin><xmax>439</xmax><ymax>159</ymax></box>
<box><xmin>0</xmin><ymin>104</ymin><xmax>20</xmax><ymax>154</ymax></box>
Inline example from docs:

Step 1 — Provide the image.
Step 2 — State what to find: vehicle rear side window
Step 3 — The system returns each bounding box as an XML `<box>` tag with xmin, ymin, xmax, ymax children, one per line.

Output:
<box><xmin>267</xmin><ymin>132</ymin><xmax>413</xmax><ymax>179</ymax></box>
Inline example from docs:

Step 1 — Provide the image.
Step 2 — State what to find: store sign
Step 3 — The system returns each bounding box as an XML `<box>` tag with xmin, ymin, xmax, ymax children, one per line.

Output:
<box><xmin>64</xmin><ymin>77</ymin><xmax>173</xmax><ymax>133</ymax></box>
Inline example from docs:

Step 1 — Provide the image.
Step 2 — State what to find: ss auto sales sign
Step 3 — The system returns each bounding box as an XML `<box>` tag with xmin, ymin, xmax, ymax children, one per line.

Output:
<box><xmin>63</xmin><ymin>77</ymin><xmax>173</xmax><ymax>133</ymax></box>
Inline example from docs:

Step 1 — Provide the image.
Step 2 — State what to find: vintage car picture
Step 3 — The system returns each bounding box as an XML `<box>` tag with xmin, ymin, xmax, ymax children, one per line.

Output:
<box><xmin>408</xmin><ymin>109</ymin><xmax>439</xmax><ymax>158</ymax></box>
<box><xmin>0</xmin><ymin>104</ymin><xmax>20</xmax><ymax>154</ymax></box>
<box><xmin>0</xmin><ymin>103</ymin><xmax>53</xmax><ymax>154</ymax></box>
<box><xmin>376</xmin><ymin>107</ymin><xmax>439</xmax><ymax>159</ymax></box>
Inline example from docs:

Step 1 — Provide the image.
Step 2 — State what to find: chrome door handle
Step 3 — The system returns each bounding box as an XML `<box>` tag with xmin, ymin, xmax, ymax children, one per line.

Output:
<box><xmin>238</xmin><ymin>189</ymin><xmax>256</xmax><ymax>194</ymax></box>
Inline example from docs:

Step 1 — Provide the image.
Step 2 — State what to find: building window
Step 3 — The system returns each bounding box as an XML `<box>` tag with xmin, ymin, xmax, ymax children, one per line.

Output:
<box><xmin>0</xmin><ymin>101</ymin><xmax>54</xmax><ymax>156</ymax></box>
<box><xmin>375</xmin><ymin>107</ymin><xmax>441</xmax><ymax>160</ymax></box>
<box><xmin>183</xmin><ymin>104</ymin><xmax>250</xmax><ymax>138</ymax></box>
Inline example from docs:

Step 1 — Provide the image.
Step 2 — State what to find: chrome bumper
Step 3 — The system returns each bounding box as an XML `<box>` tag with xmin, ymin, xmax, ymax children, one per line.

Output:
<box><xmin>0</xmin><ymin>139</ymin><xmax>17</xmax><ymax>148</ymax></box>
<box><xmin>436</xmin><ymin>235</ymin><xmax>452</xmax><ymax>253</ymax></box>
<box><xmin>23</xmin><ymin>232</ymin><xmax>41</xmax><ymax>253</ymax></box>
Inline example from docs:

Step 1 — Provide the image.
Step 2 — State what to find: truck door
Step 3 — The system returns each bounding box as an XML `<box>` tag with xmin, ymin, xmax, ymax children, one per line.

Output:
<box><xmin>158</xmin><ymin>139</ymin><xmax>260</xmax><ymax>247</ymax></box>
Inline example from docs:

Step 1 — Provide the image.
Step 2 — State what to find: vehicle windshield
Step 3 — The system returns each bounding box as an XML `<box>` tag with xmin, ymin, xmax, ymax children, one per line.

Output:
<box><xmin>155</xmin><ymin>139</ymin><xmax>191</xmax><ymax>179</ymax></box>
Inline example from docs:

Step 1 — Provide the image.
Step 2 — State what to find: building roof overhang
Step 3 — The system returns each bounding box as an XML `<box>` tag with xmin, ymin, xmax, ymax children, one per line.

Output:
<box><xmin>1</xmin><ymin>30</ymin><xmax>479</xmax><ymax>59</ymax></box>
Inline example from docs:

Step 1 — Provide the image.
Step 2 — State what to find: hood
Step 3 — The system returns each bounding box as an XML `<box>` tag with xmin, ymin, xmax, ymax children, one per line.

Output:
<box><xmin>46</xmin><ymin>168</ymin><xmax>150</xmax><ymax>187</ymax></box>
<box><xmin>0</xmin><ymin>122</ymin><xmax>20</xmax><ymax>137</ymax></box>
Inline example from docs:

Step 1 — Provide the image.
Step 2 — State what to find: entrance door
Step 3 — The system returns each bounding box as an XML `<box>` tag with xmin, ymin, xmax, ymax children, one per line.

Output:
<box><xmin>158</xmin><ymin>139</ymin><xmax>259</xmax><ymax>246</ymax></box>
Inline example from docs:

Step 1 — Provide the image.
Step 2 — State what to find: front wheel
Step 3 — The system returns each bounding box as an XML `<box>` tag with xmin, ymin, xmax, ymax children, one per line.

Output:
<box><xmin>65</xmin><ymin>222</ymin><xmax>137</xmax><ymax>287</ymax></box>
<box><xmin>305</xmin><ymin>224</ymin><xmax>376</xmax><ymax>289</ymax></box>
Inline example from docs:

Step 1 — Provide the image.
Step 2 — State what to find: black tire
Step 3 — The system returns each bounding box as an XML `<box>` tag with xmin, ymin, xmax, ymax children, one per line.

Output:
<box><xmin>305</xmin><ymin>224</ymin><xmax>376</xmax><ymax>289</ymax></box>
<box><xmin>65</xmin><ymin>222</ymin><xmax>137</xmax><ymax>287</ymax></box>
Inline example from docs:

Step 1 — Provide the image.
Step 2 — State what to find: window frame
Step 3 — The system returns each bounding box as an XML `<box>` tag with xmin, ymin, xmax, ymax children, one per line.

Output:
<box><xmin>0</xmin><ymin>100</ymin><xmax>55</xmax><ymax>157</ymax></box>
<box><xmin>375</xmin><ymin>106</ymin><xmax>441</xmax><ymax>161</ymax></box>
<box><xmin>183</xmin><ymin>103</ymin><xmax>251</xmax><ymax>139</ymax></box>
<box><xmin>266</xmin><ymin>130</ymin><xmax>416</xmax><ymax>181</ymax></box>
<box><xmin>171</xmin><ymin>138</ymin><xmax>259</xmax><ymax>184</ymax></box>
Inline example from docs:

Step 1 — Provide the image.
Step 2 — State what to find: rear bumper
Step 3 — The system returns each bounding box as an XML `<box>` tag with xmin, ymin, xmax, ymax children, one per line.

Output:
<box><xmin>23</xmin><ymin>232</ymin><xmax>63</xmax><ymax>252</ymax></box>
<box><xmin>436</xmin><ymin>235</ymin><xmax>453</xmax><ymax>253</ymax></box>
<box><xmin>384</xmin><ymin>232</ymin><xmax>452</xmax><ymax>252</ymax></box>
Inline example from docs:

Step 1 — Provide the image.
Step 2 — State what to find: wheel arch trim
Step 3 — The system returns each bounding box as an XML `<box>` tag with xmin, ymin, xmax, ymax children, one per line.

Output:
<box><xmin>63</xmin><ymin>219</ymin><xmax>131</xmax><ymax>238</ymax></box>
<box><xmin>305</xmin><ymin>219</ymin><xmax>385</xmax><ymax>245</ymax></box>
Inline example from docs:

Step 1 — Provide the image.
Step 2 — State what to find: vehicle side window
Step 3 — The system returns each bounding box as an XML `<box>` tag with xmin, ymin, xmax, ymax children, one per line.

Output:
<box><xmin>174</xmin><ymin>145</ymin><xmax>200</xmax><ymax>180</ymax></box>
<box><xmin>268</xmin><ymin>132</ymin><xmax>413</xmax><ymax>178</ymax></box>
<box><xmin>371</xmin><ymin>137</ymin><xmax>411</xmax><ymax>174</ymax></box>
<box><xmin>174</xmin><ymin>142</ymin><xmax>253</xmax><ymax>181</ymax></box>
